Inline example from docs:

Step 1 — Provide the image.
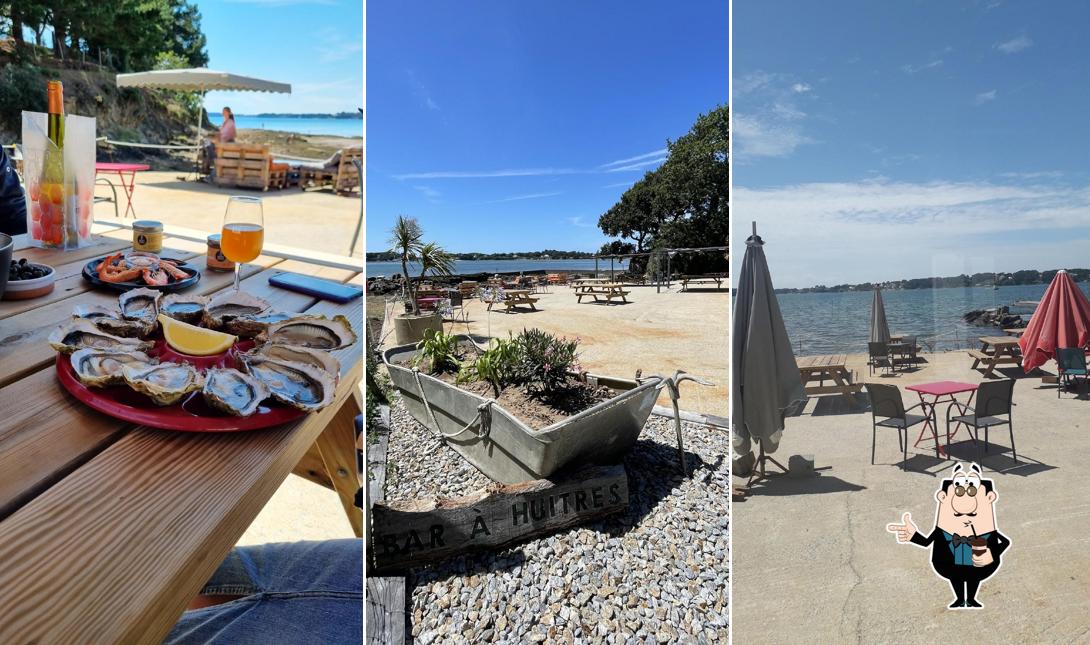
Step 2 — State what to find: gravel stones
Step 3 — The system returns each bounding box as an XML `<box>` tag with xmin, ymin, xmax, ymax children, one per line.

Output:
<box><xmin>384</xmin><ymin>397</ymin><xmax>730</xmax><ymax>642</ymax></box>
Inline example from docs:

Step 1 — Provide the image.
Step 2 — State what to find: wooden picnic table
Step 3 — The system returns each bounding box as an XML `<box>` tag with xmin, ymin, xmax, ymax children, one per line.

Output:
<box><xmin>574</xmin><ymin>282</ymin><xmax>630</xmax><ymax>304</ymax></box>
<box><xmin>1003</xmin><ymin>328</ymin><xmax>1026</xmax><ymax>337</ymax></box>
<box><xmin>796</xmin><ymin>354</ymin><xmax>862</xmax><ymax>404</ymax></box>
<box><xmin>969</xmin><ymin>335</ymin><xmax>1023</xmax><ymax>377</ymax></box>
<box><xmin>0</xmin><ymin>222</ymin><xmax>363</xmax><ymax>643</ymax></box>
<box><xmin>487</xmin><ymin>288</ymin><xmax>539</xmax><ymax>312</ymax></box>
<box><xmin>570</xmin><ymin>277</ymin><xmax>608</xmax><ymax>288</ymax></box>
<box><xmin>679</xmin><ymin>273</ymin><xmax>727</xmax><ymax>291</ymax></box>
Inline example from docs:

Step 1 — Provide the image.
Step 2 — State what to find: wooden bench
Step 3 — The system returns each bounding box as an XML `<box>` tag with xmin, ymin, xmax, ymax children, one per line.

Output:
<box><xmin>967</xmin><ymin>349</ymin><xmax>991</xmax><ymax>362</ymax></box>
<box><xmin>214</xmin><ymin>143</ymin><xmax>287</xmax><ymax>190</ymax></box>
<box><xmin>301</xmin><ymin>147</ymin><xmax>361</xmax><ymax>195</ymax></box>
<box><xmin>576</xmin><ymin>289</ymin><xmax>630</xmax><ymax>303</ymax></box>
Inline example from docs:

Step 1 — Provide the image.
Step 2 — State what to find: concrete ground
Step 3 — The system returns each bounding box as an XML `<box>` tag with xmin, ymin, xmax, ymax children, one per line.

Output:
<box><xmin>733</xmin><ymin>350</ymin><xmax>1090</xmax><ymax>643</ymax></box>
<box><xmin>443</xmin><ymin>284</ymin><xmax>729</xmax><ymax>418</ymax></box>
<box><xmin>93</xmin><ymin>170</ymin><xmax>363</xmax><ymax>258</ymax></box>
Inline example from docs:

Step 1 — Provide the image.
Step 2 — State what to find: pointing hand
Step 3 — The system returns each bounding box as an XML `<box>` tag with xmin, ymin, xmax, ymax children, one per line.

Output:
<box><xmin>886</xmin><ymin>512</ymin><xmax>918</xmax><ymax>543</ymax></box>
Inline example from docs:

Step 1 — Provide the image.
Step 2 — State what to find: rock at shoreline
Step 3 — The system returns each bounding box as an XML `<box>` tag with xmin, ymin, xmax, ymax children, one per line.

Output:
<box><xmin>964</xmin><ymin>306</ymin><xmax>1024</xmax><ymax>329</ymax></box>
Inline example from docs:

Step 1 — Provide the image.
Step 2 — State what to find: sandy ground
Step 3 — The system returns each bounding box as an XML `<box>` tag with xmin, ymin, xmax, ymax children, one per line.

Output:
<box><xmin>92</xmin><ymin>170</ymin><xmax>363</xmax><ymax>257</ymax></box>
<box><xmin>383</xmin><ymin>285</ymin><xmax>729</xmax><ymax>418</ymax></box>
<box><xmin>733</xmin><ymin>350</ymin><xmax>1090</xmax><ymax>642</ymax></box>
<box><xmin>237</xmin><ymin>475</ymin><xmax>358</xmax><ymax>546</ymax></box>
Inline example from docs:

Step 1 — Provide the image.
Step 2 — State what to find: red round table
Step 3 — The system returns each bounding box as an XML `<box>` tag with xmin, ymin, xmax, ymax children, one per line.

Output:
<box><xmin>95</xmin><ymin>162</ymin><xmax>150</xmax><ymax>219</ymax></box>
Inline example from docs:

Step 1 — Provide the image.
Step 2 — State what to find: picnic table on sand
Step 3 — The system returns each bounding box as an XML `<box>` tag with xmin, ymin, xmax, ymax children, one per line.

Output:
<box><xmin>488</xmin><ymin>288</ymin><xmax>539</xmax><ymax>312</ymax></box>
<box><xmin>797</xmin><ymin>354</ymin><xmax>862</xmax><ymax>404</ymax></box>
<box><xmin>0</xmin><ymin>222</ymin><xmax>362</xmax><ymax>643</ymax></box>
<box><xmin>969</xmin><ymin>335</ymin><xmax>1023</xmax><ymax>377</ymax></box>
<box><xmin>574</xmin><ymin>282</ymin><xmax>630</xmax><ymax>304</ymax></box>
<box><xmin>679</xmin><ymin>273</ymin><xmax>727</xmax><ymax>291</ymax></box>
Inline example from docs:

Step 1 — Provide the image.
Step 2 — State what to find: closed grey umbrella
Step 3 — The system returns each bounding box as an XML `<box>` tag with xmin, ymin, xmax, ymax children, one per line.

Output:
<box><xmin>732</xmin><ymin>225</ymin><xmax>807</xmax><ymax>476</ymax></box>
<box><xmin>870</xmin><ymin>287</ymin><xmax>891</xmax><ymax>344</ymax></box>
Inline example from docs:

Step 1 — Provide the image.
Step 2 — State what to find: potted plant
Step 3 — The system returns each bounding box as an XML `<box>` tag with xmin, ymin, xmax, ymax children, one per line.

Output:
<box><xmin>383</xmin><ymin>328</ymin><xmax>674</xmax><ymax>483</ymax></box>
<box><xmin>389</xmin><ymin>216</ymin><xmax>454</xmax><ymax>344</ymax></box>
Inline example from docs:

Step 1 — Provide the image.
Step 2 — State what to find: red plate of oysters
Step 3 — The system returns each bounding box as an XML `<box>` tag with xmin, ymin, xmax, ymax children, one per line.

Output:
<box><xmin>50</xmin><ymin>289</ymin><xmax>354</xmax><ymax>432</ymax></box>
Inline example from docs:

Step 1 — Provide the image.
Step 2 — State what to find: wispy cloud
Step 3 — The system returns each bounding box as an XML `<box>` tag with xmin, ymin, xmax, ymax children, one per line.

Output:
<box><xmin>975</xmin><ymin>89</ymin><xmax>997</xmax><ymax>104</ymax></box>
<box><xmin>604</xmin><ymin>157</ymin><xmax>667</xmax><ymax>173</ymax></box>
<box><xmin>998</xmin><ymin>170</ymin><xmax>1065</xmax><ymax>180</ymax></box>
<box><xmin>413</xmin><ymin>185</ymin><xmax>441</xmax><ymax>203</ymax></box>
<box><xmin>736</xmin><ymin>178</ymin><xmax>1090</xmax><ymax>287</ymax></box>
<box><xmin>313</xmin><ymin>27</ymin><xmax>362</xmax><ymax>63</ymax></box>
<box><xmin>394</xmin><ymin>168</ymin><xmax>577</xmax><ymax>180</ymax></box>
<box><xmin>487</xmin><ymin>191</ymin><xmax>563</xmax><ymax>203</ymax></box>
<box><xmin>901</xmin><ymin>59</ymin><xmax>944</xmax><ymax>74</ymax></box>
<box><xmin>599</xmin><ymin>149</ymin><xmax>667</xmax><ymax>169</ymax></box>
<box><xmin>603</xmin><ymin>181</ymin><xmax>635</xmax><ymax>189</ymax></box>
<box><xmin>996</xmin><ymin>35</ymin><xmax>1032</xmax><ymax>54</ymax></box>
<box><xmin>406</xmin><ymin>69</ymin><xmax>440</xmax><ymax>112</ymax></box>
<box><xmin>567</xmin><ymin>216</ymin><xmax>593</xmax><ymax>228</ymax></box>
<box><xmin>733</xmin><ymin>71</ymin><xmax>817</xmax><ymax>160</ymax></box>
<box><xmin>734</xmin><ymin>113</ymin><xmax>813</xmax><ymax>158</ymax></box>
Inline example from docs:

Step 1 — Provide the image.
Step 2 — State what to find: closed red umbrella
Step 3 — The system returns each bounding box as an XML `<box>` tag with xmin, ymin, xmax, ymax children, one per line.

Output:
<box><xmin>1018</xmin><ymin>270</ymin><xmax>1090</xmax><ymax>373</ymax></box>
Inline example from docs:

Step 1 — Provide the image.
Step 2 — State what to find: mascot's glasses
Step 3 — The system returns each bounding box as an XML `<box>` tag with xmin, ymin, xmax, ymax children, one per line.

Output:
<box><xmin>953</xmin><ymin>484</ymin><xmax>978</xmax><ymax>497</ymax></box>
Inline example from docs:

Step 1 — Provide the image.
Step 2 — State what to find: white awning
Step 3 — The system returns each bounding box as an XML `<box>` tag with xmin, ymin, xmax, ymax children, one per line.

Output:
<box><xmin>116</xmin><ymin>68</ymin><xmax>290</xmax><ymax>94</ymax></box>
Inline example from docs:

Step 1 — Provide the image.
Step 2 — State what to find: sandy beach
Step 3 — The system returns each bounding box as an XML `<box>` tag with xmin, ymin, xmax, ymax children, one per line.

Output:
<box><xmin>375</xmin><ymin>284</ymin><xmax>729</xmax><ymax>418</ymax></box>
<box><xmin>734</xmin><ymin>350</ymin><xmax>1089</xmax><ymax>642</ymax></box>
<box><xmin>92</xmin><ymin>170</ymin><xmax>362</xmax><ymax>257</ymax></box>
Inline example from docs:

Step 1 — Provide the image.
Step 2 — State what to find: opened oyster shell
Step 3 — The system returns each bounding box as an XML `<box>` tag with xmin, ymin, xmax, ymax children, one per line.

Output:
<box><xmin>249</xmin><ymin>343</ymin><xmax>341</xmax><ymax>378</ymax></box>
<box><xmin>70</xmin><ymin>304</ymin><xmax>152</xmax><ymax>338</ymax></box>
<box><xmin>119</xmin><ymin>287</ymin><xmax>161</xmax><ymax>322</ymax></box>
<box><xmin>203</xmin><ymin>291</ymin><xmax>271</xmax><ymax>329</ymax></box>
<box><xmin>122</xmin><ymin>362</ymin><xmax>204</xmax><ymax>406</ymax></box>
<box><xmin>223</xmin><ymin>310</ymin><xmax>295</xmax><ymax>338</ymax></box>
<box><xmin>160</xmin><ymin>294</ymin><xmax>209</xmax><ymax>325</ymax></box>
<box><xmin>49</xmin><ymin>319</ymin><xmax>154</xmax><ymax>354</ymax></box>
<box><xmin>202</xmin><ymin>367</ymin><xmax>270</xmax><ymax>417</ymax></box>
<box><xmin>70</xmin><ymin>348</ymin><xmax>155</xmax><ymax>388</ymax></box>
<box><xmin>241</xmin><ymin>355</ymin><xmax>336</xmax><ymax>412</ymax></box>
<box><xmin>259</xmin><ymin>315</ymin><xmax>356</xmax><ymax>350</ymax></box>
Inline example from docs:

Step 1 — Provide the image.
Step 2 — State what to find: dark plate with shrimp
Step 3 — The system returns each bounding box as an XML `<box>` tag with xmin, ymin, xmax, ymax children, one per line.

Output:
<box><xmin>82</xmin><ymin>252</ymin><xmax>201</xmax><ymax>292</ymax></box>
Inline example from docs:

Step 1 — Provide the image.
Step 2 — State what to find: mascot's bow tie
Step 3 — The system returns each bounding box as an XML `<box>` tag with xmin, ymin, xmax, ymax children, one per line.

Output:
<box><xmin>950</xmin><ymin>534</ymin><xmax>974</xmax><ymax>546</ymax></box>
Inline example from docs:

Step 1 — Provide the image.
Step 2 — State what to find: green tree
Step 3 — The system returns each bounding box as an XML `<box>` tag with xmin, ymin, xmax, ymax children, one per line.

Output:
<box><xmin>597</xmin><ymin>104</ymin><xmax>729</xmax><ymax>275</ymax></box>
<box><xmin>388</xmin><ymin>215</ymin><xmax>424</xmax><ymax>315</ymax></box>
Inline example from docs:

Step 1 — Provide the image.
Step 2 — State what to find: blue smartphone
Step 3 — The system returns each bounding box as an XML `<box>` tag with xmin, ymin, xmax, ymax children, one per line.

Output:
<box><xmin>268</xmin><ymin>272</ymin><xmax>363</xmax><ymax>303</ymax></box>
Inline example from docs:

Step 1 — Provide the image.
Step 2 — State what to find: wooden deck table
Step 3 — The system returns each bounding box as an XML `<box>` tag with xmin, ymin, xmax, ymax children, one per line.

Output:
<box><xmin>0</xmin><ymin>223</ymin><xmax>363</xmax><ymax>643</ymax></box>
<box><xmin>970</xmin><ymin>336</ymin><xmax>1023</xmax><ymax>377</ymax></box>
<box><xmin>796</xmin><ymin>354</ymin><xmax>862</xmax><ymax>404</ymax></box>
<box><xmin>574</xmin><ymin>282</ymin><xmax>630</xmax><ymax>304</ymax></box>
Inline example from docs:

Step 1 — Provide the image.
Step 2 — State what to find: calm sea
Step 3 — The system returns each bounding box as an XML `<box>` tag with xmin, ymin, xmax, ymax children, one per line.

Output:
<box><xmin>232</xmin><ymin>116</ymin><xmax>362</xmax><ymax>138</ymax></box>
<box><xmin>777</xmin><ymin>283</ymin><xmax>1087</xmax><ymax>356</ymax></box>
<box><xmin>367</xmin><ymin>258</ymin><xmax>629</xmax><ymax>278</ymax></box>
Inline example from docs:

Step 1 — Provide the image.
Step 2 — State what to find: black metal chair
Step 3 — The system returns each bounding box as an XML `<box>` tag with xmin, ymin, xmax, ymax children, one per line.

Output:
<box><xmin>868</xmin><ymin>342</ymin><xmax>892</xmax><ymax>375</ymax></box>
<box><xmin>897</xmin><ymin>335</ymin><xmax>920</xmax><ymax>368</ymax></box>
<box><xmin>864</xmin><ymin>383</ymin><xmax>928</xmax><ymax>470</ymax></box>
<box><xmin>947</xmin><ymin>379</ymin><xmax>1016</xmax><ymax>465</ymax></box>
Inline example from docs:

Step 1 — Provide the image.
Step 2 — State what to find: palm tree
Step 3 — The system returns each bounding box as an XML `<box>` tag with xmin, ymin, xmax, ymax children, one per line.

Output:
<box><xmin>388</xmin><ymin>215</ymin><xmax>424</xmax><ymax>314</ymax></box>
<box><xmin>418</xmin><ymin>241</ymin><xmax>456</xmax><ymax>286</ymax></box>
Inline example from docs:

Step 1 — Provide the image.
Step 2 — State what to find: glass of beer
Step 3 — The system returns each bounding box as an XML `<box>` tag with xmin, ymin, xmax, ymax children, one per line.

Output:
<box><xmin>220</xmin><ymin>196</ymin><xmax>264</xmax><ymax>291</ymax></box>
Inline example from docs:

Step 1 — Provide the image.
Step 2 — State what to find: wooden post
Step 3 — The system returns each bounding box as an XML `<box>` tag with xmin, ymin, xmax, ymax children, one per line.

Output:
<box><xmin>371</xmin><ymin>465</ymin><xmax>628</xmax><ymax>572</ymax></box>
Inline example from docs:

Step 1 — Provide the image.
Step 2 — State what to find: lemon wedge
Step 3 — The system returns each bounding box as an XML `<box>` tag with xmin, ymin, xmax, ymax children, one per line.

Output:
<box><xmin>158</xmin><ymin>314</ymin><xmax>237</xmax><ymax>356</ymax></box>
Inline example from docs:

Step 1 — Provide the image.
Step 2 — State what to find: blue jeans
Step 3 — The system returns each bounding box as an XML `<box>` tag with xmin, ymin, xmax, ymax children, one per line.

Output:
<box><xmin>164</xmin><ymin>539</ymin><xmax>362</xmax><ymax>645</ymax></box>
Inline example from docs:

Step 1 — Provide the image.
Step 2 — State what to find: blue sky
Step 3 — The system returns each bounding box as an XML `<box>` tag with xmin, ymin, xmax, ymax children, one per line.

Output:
<box><xmin>197</xmin><ymin>0</ymin><xmax>362</xmax><ymax>115</ymax></box>
<box><xmin>734</xmin><ymin>1</ymin><xmax>1090</xmax><ymax>288</ymax></box>
<box><xmin>365</xmin><ymin>1</ymin><xmax>728</xmax><ymax>254</ymax></box>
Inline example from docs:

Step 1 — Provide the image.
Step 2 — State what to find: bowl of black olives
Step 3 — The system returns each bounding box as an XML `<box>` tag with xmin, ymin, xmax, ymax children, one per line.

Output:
<box><xmin>3</xmin><ymin>256</ymin><xmax>56</xmax><ymax>300</ymax></box>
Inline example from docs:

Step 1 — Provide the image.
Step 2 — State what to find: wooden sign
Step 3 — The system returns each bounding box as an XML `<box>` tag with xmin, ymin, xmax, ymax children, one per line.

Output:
<box><xmin>370</xmin><ymin>464</ymin><xmax>628</xmax><ymax>572</ymax></box>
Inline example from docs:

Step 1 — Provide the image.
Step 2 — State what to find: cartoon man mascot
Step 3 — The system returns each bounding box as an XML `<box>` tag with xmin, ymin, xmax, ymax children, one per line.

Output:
<box><xmin>887</xmin><ymin>462</ymin><xmax>1011</xmax><ymax>609</ymax></box>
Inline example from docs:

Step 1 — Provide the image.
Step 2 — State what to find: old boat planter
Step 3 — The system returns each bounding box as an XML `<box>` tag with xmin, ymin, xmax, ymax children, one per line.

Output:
<box><xmin>383</xmin><ymin>335</ymin><xmax>667</xmax><ymax>484</ymax></box>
